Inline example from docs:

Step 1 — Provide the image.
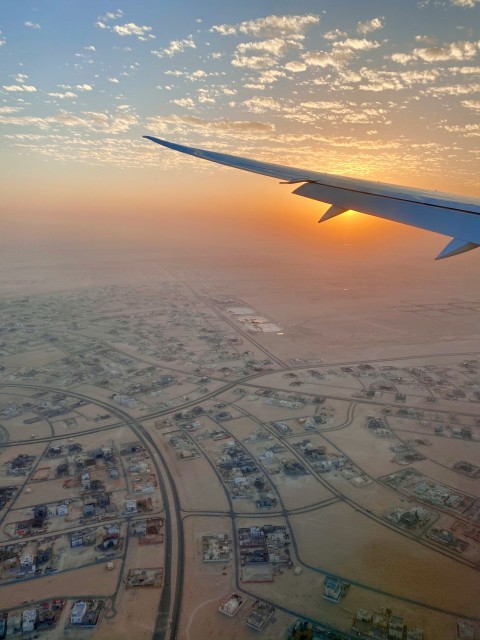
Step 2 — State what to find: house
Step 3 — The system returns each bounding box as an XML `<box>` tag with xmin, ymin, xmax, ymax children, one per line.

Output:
<box><xmin>22</xmin><ymin>609</ymin><xmax>37</xmax><ymax>634</ymax></box>
<box><xmin>70</xmin><ymin>601</ymin><xmax>87</xmax><ymax>625</ymax></box>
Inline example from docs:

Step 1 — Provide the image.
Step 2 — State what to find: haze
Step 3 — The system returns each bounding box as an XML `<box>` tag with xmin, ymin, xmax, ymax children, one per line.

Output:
<box><xmin>1</xmin><ymin>1</ymin><xmax>480</xmax><ymax>640</ymax></box>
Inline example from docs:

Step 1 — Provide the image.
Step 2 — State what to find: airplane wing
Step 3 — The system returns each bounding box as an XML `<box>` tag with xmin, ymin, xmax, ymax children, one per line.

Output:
<box><xmin>144</xmin><ymin>136</ymin><xmax>480</xmax><ymax>260</ymax></box>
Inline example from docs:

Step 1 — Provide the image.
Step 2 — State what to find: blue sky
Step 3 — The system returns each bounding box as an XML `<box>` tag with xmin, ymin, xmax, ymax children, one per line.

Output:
<box><xmin>1</xmin><ymin>0</ymin><xmax>479</xmax><ymax>197</ymax></box>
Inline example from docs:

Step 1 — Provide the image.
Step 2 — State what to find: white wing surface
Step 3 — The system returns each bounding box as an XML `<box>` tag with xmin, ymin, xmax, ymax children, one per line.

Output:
<box><xmin>144</xmin><ymin>136</ymin><xmax>480</xmax><ymax>260</ymax></box>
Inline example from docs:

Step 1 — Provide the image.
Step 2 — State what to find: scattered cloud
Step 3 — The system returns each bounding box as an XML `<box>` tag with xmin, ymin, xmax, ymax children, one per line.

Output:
<box><xmin>391</xmin><ymin>53</ymin><xmax>415</xmax><ymax>64</ymax></box>
<box><xmin>450</xmin><ymin>0</ymin><xmax>479</xmax><ymax>7</ymax></box>
<box><xmin>24</xmin><ymin>21</ymin><xmax>41</xmax><ymax>30</ymax></box>
<box><xmin>356</xmin><ymin>17</ymin><xmax>385</xmax><ymax>35</ymax></box>
<box><xmin>415</xmin><ymin>35</ymin><xmax>437</xmax><ymax>44</ymax></box>
<box><xmin>85</xmin><ymin>45</ymin><xmax>96</xmax><ymax>52</ymax></box>
<box><xmin>152</xmin><ymin>35</ymin><xmax>196</xmax><ymax>57</ymax></box>
<box><xmin>236</xmin><ymin>36</ymin><xmax>304</xmax><ymax>57</ymax></box>
<box><xmin>358</xmin><ymin>67</ymin><xmax>440</xmax><ymax>91</ymax></box>
<box><xmin>257</xmin><ymin>69</ymin><xmax>286</xmax><ymax>83</ymax></box>
<box><xmin>243</xmin><ymin>96</ymin><xmax>282</xmax><ymax>112</ymax></box>
<box><xmin>2</xmin><ymin>84</ymin><xmax>37</xmax><ymax>92</ymax></box>
<box><xmin>462</xmin><ymin>99</ymin><xmax>480</xmax><ymax>110</ymax></box>
<box><xmin>47</xmin><ymin>91</ymin><xmax>77</xmax><ymax>99</ymax></box>
<box><xmin>334</xmin><ymin>38</ymin><xmax>381</xmax><ymax>51</ymax></box>
<box><xmin>0</xmin><ymin>106</ymin><xmax>22</xmax><ymax>113</ymax></box>
<box><xmin>231</xmin><ymin>55</ymin><xmax>276</xmax><ymax>69</ymax></box>
<box><xmin>112</xmin><ymin>23</ymin><xmax>154</xmax><ymax>40</ymax></box>
<box><xmin>426</xmin><ymin>82</ymin><xmax>480</xmax><ymax>95</ymax></box>
<box><xmin>284</xmin><ymin>60</ymin><xmax>307</xmax><ymax>72</ymax></box>
<box><xmin>303</xmin><ymin>49</ymin><xmax>353</xmax><ymax>69</ymax></box>
<box><xmin>148</xmin><ymin>114</ymin><xmax>275</xmax><ymax>135</ymax></box>
<box><xmin>0</xmin><ymin>31</ymin><xmax>5</xmax><ymax>47</ymax></box>
<box><xmin>323</xmin><ymin>29</ymin><xmax>348</xmax><ymax>41</ymax></box>
<box><xmin>76</xmin><ymin>84</ymin><xmax>93</xmax><ymax>91</ymax></box>
<box><xmin>394</xmin><ymin>40</ymin><xmax>480</xmax><ymax>64</ymax></box>
<box><xmin>171</xmin><ymin>97</ymin><xmax>195</xmax><ymax>108</ymax></box>
<box><xmin>211</xmin><ymin>14</ymin><xmax>320</xmax><ymax>38</ymax></box>
<box><xmin>414</xmin><ymin>40</ymin><xmax>479</xmax><ymax>61</ymax></box>
<box><xmin>453</xmin><ymin>65</ymin><xmax>480</xmax><ymax>73</ymax></box>
<box><xmin>95</xmin><ymin>10</ymin><xmax>154</xmax><ymax>41</ymax></box>
<box><xmin>0</xmin><ymin>108</ymin><xmax>138</xmax><ymax>134</ymax></box>
<box><xmin>95</xmin><ymin>9</ymin><xmax>123</xmax><ymax>29</ymax></box>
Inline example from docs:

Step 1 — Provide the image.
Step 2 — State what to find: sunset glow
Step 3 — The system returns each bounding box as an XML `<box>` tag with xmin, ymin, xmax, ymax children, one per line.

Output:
<box><xmin>1</xmin><ymin>0</ymin><xmax>479</xmax><ymax>260</ymax></box>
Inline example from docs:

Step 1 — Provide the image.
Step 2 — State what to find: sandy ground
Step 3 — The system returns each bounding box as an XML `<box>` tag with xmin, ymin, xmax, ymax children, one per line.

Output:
<box><xmin>1</xmin><ymin>253</ymin><xmax>480</xmax><ymax>639</ymax></box>
<box><xmin>152</xmin><ymin>432</ymin><xmax>230</xmax><ymax>513</ymax></box>
<box><xmin>0</xmin><ymin>562</ymin><xmax>120</xmax><ymax>609</ymax></box>
<box><xmin>177</xmin><ymin>515</ymin><xmax>293</xmax><ymax>640</ymax></box>
<box><xmin>290</xmin><ymin>502</ymin><xmax>480</xmax><ymax>617</ymax></box>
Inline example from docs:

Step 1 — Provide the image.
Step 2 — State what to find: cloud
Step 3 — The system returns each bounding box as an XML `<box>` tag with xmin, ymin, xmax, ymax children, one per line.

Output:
<box><xmin>303</xmin><ymin>49</ymin><xmax>353</xmax><ymax>69</ymax></box>
<box><xmin>450</xmin><ymin>0</ymin><xmax>479</xmax><ymax>6</ymax></box>
<box><xmin>462</xmin><ymin>99</ymin><xmax>480</xmax><ymax>110</ymax></box>
<box><xmin>0</xmin><ymin>31</ymin><xmax>5</xmax><ymax>47</ymax></box>
<box><xmin>148</xmin><ymin>114</ymin><xmax>275</xmax><ymax>135</ymax></box>
<box><xmin>284</xmin><ymin>60</ymin><xmax>307</xmax><ymax>72</ymax></box>
<box><xmin>0</xmin><ymin>106</ymin><xmax>22</xmax><ymax>113</ymax></box>
<box><xmin>211</xmin><ymin>14</ymin><xmax>320</xmax><ymax>38</ymax></box>
<box><xmin>334</xmin><ymin>38</ymin><xmax>381</xmax><ymax>51</ymax></box>
<box><xmin>427</xmin><ymin>82</ymin><xmax>480</xmax><ymax>95</ymax></box>
<box><xmin>357</xmin><ymin>67</ymin><xmax>439</xmax><ymax>91</ymax></box>
<box><xmin>76</xmin><ymin>84</ymin><xmax>93</xmax><ymax>91</ymax></box>
<box><xmin>414</xmin><ymin>40</ymin><xmax>479</xmax><ymax>61</ymax></box>
<box><xmin>95</xmin><ymin>11</ymin><xmax>154</xmax><ymax>41</ymax></box>
<box><xmin>2</xmin><ymin>84</ymin><xmax>37</xmax><ymax>92</ymax></box>
<box><xmin>108</xmin><ymin>77</ymin><xmax>119</xmax><ymax>83</ymax></box>
<box><xmin>0</xmin><ymin>109</ymin><xmax>138</xmax><ymax>133</ymax></box>
<box><xmin>391</xmin><ymin>53</ymin><xmax>415</xmax><ymax>64</ymax></box>
<box><xmin>454</xmin><ymin>65</ymin><xmax>480</xmax><ymax>73</ymax></box>
<box><xmin>257</xmin><ymin>69</ymin><xmax>286</xmax><ymax>84</ymax></box>
<box><xmin>47</xmin><ymin>91</ymin><xmax>77</xmax><ymax>99</ymax></box>
<box><xmin>392</xmin><ymin>39</ymin><xmax>479</xmax><ymax>64</ymax></box>
<box><xmin>171</xmin><ymin>97</ymin><xmax>195</xmax><ymax>108</ymax></box>
<box><xmin>210</xmin><ymin>24</ymin><xmax>236</xmax><ymax>36</ymax></box>
<box><xmin>356</xmin><ymin>17</ymin><xmax>385</xmax><ymax>35</ymax></box>
<box><xmin>243</xmin><ymin>96</ymin><xmax>282</xmax><ymax>113</ymax></box>
<box><xmin>85</xmin><ymin>45</ymin><xmax>96</xmax><ymax>52</ymax></box>
<box><xmin>164</xmin><ymin>69</ymin><xmax>218</xmax><ymax>82</ymax></box>
<box><xmin>415</xmin><ymin>35</ymin><xmax>437</xmax><ymax>44</ymax></box>
<box><xmin>231</xmin><ymin>54</ymin><xmax>277</xmax><ymax>69</ymax></box>
<box><xmin>236</xmin><ymin>36</ymin><xmax>304</xmax><ymax>57</ymax></box>
<box><xmin>25</xmin><ymin>21</ymin><xmax>41</xmax><ymax>29</ymax></box>
<box><xmin>323</xmin><ymin>29</ymin><xmax>348</xmax><ymax>41</ymax></box>
<box><xmin>112</xmin><ymin>23</ymin><xmax>154</xmax><ymax>40</ymax></box>
<box><xmin>152</xmin><ymin>35</ymin><xmax>196</xmax><ymax>57</ymax></box>
<box><xmin>442</xmin><ymin>123</ymin><xmax>479</xmax><ymax>136</ymax></box>
<box><xmin>95</xmin><ymin>9</ymin><xmax>123</xmax><ymax>29</ymax></box>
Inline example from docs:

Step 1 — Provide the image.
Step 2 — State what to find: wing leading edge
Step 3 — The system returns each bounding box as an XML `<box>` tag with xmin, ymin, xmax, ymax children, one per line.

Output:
<box><xmin>144</xmin><ymin>136</ymin><xmax>480</xmax><ymax>260</ymax></box>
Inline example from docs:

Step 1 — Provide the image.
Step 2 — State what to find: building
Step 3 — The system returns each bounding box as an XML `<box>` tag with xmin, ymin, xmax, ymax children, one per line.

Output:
<box><xmin>389</xmin><ymin>614</ymin><xmax>404</xmax><ymax>639</ymax></box>
<box><xmin>81</xmin><ymin>471</ymin><xmax>91</xmax><ymax>490</ymax></box>
<box><xmin>22</xmin><ymin>610</ymin><xmax>37</xmax><ymax>634</ymax></box>
<box><xmin>0</xmin><ymin>612</ymin><xmax>7</xmax><ymax>639</ymax></box>
<box><xmin>219</xmin><ymin>593</ymin><xmax>246</xmax><ymax>618</ymax></box>
<box><xmin>323</xmin><ymin>576</ymin><xmax>349</xmax><ymax>603</ymax></box>
<box><xmin>70</xmin><ymin>601</ymin><xmax>87</xmax><ymax>625</ymax></box>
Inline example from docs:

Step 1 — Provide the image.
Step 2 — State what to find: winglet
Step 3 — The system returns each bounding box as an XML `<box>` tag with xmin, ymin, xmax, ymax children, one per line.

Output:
<box><xmin>435</xmin><ymin>237</ymin><xmax>479</xmax><ymax>260</ymax></box>
<box><xmin>318</xmin><ymin>205</ymin><xmax>349</xmax><ymax>223</ymax></box>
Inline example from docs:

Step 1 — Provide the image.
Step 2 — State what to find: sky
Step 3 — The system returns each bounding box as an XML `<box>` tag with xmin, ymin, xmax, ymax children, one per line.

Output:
<box><xmin>1</xmin><ymin>0</ymin><xmax>479</xmax><ymax>258</ymax></box>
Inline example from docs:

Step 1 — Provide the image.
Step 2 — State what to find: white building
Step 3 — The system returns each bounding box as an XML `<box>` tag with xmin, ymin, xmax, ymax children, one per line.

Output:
<box><xmin>22</xmin><ymin>609</ymin><xmax>37</xmax><ymax>633</ymax></box>
<box><xmin>71</xmin><ymin>601</ymin><xmax>87</xmax><ymax>625</ymax></box>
